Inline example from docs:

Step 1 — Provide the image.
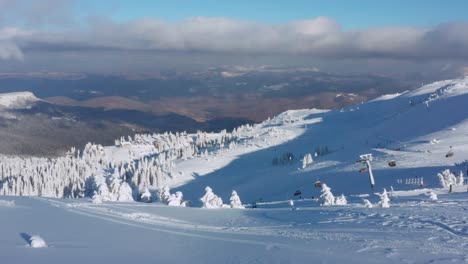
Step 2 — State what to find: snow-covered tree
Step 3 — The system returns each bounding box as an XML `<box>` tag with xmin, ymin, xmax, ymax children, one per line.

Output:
<box><xmin>29</xmin><ymin>235</ymin><xmax>48</xmax><ymax>248</ymax></box>
<box><xmin>320</xmin><ymin>183</ymin><xmax>335</xmax><ymax>206</ymax></box>
<box><xmin>428</xmin><ymin>191</ymin><xmax>438</xmax><ymax>201</ymax></box>
<box><xmin>229</xmin><ymin>190</ymin><xmax>244</xmax><ymax>209</ymax></box>
<box><xmin>140</xmin><ymin>187</ymin><xmax>152</xmax><ymax>203</ymax></box>
<box><xmin>378</xmin><ymin>189</ymin><xmax>390</xmax><ymax>208</ymax></box>
<box><xmin>438</xmin><ymin>169</ymin><xmax>458</xmax><ymax>188</ymax></box>
<box><xmin>335</xmin><ymin>194</ymin><xmax>348</xmax><ymax>205</ymax></box>
<box><xmin>117</xmin><ymin>182</ymin><xmax>134</xmax><ymax>202</ymax></box>
<box><xmin>457</xmin><ymin>171</ymin><xmax>464</xmax><ymax>186</ymax></box>
<box><xmin>158</xmin><ymin>186</ymin><xmax>171</xmax><ymax>203</ymax></box>
<box><xmin>0</xmin><ymin>117</ymin><xmax>270</xmax><ymax>202</ymax></box>
<box><xmin>93</xmin><ymin>177</ymin><xmax>111</xmax><ymax>201</ymax></box>
<box><xmin>363</xmin><ymin>199</ymin><xmax>373</xmax><ymax>208</ymax></box>
<box><xmin>200</xmin><ymin>186</ymin><xmax>223</xmax><ymax>208</ymax></box>
<box><xmin>168</xmin><ymin>191</ymin><xmax>185</xmax><ymax>207</ymax></box>
<box><xmin>301</xmin><ymin>153</ymin><xmax>313</xmax><ymax>169</ymax></box>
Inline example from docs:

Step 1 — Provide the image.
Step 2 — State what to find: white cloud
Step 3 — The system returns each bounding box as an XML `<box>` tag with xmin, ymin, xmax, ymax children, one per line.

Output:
<box><xmin>1</xmin><ymin>16</ymin><xmax>468</xmax><ymax>62</ymax></box>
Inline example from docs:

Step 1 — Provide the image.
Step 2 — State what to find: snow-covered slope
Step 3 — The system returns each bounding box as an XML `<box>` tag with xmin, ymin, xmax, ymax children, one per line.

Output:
<box><xmin>1</xmin><ymin>78</ymin><xmax>467</xmax><ymax>202</ymax></box>
<box><xmin>0</xmin><ymin>91</ymin><xmax>40</xmax><ymax>109</ymax></box>
<box><xmin>0</xmin><ymin>78</ymin><xmax>467</xmax><ymax>263</ymax></box>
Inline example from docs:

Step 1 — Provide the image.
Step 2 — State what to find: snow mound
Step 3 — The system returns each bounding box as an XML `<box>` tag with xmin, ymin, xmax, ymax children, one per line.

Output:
<box><xmin>0</xmin><ymin>92</ymin><xmax>39</xmax><ymax>109</ymax></box>
<box><xmin>29</xmin><ymin>235</ymin><xmax>47</xmax><ymax>248</ymax></box>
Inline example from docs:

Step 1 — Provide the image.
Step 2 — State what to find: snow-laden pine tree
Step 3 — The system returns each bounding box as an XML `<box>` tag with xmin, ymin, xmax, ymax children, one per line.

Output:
<box><xmin>229</xmin><ymin>190</ymin><xmax>244</xmax><ymax>209</ymax></box>
<box><xmin>158</xmin><ymin>186</ymin><xmax>171</xmax><ymax>203</ymax></box>
<box><xmin>363</xmin><ymin>199</ymin><xmax>373</xmax><ymax>208</ymax></box>
<box><xmin>378</xmin><ymin>189</ymin><xmax>390</xmax><ymax>208</ymax></box>
<box><xmin>320</xmin><ymin>183</ymin><xmax>335</xmax><ymax>206</ymax></box>
<box><xmin>167</xmin><ymin>191</ymin><xmax>185</xmax><ymax>207</ymax></box>
<box><xmin>335</xmin><ymin>194</ymin><xmax>348</xmax><ymax>205</ymax></box>
<box><xmin>302</xmin><ymin>157</ymin><xmax>308</xmax><ymax>169</ymax></box>
<box><xmin>301</xmin><ymin>153</ymin><xmax>313</xmax><ymax>169</ymax></box>
<box><xmin>200</xmin><ymin>186</ymin><xmax>223</xmax><ymax>208</ymax></box>
<box><xmin>117</xmin><ymin>182</ymin><xmax>134</xmax><ymax>202</ymax></box>
<box><xmin>140</xmin><ymin>187</ymin><xmax>152</xmax><ymax>203</ymax></box>
<box><xmin>457</xmin><ymin>171</ymin><xmax>464</xmax><ymax>186</ymax></box>
<box><xmin>428</xmin><ymin>191</ymin><xmax>438</xmax><ymax>201</ymax></box>
<box><xmin>438</xmin><ymin>169</ymin><xmax>458</xmax><ymax>188</ymax></box>
<box><xmin>93</xmin><ymin>176</ymin><xmax>111</xmax><ymax>201</ymax></box>
<box><xmin>0</xmin><ymin>118</ymin><xmax>255</xmax><ymax>201</ymax></box>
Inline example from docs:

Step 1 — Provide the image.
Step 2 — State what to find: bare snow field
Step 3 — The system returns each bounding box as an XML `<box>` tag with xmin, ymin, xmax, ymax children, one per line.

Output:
<box><xmin>0</xmin><ymin>193</ymin><xmax>467</xmax><ymax>263</ymax></box>
<box><xmin>1</xmin><ymin>77</ymin><xmax>468</xmax><ymax>263</ymax></box>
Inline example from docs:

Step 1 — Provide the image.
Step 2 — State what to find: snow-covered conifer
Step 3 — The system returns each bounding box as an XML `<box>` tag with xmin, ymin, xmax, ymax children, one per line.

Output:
<box><xmin>457</xmin><ymin>171</ymin><xmax>464</xmax><ymax>186</ymax></box>
<box><xmin>168</xmin><ymin>191</ymin><xmax>185</xmax><ymax>207</ymax></box>
<box><xmin>140</xmin><ymin>187</ymin><xmax>152</xmax><ymax>203</ymax></box>
<box><xmin>428</xmin><ymin>191</ymin><xmax>438</xmax><ymax>201</ymax></box>
<box><xmin>335</xmin><ymin>194</ymin><xmax>348</xmax><ymax>205</ymax></box>
<box><xmin>363</xmin><ymin>199</ymin><xmax>373</xmax><ymax>208</ymax></box>
<box><xmin>301</xmin><ymin>153</ymin><xmax>313</xmax><ymax>169</ymax></box>
<box><xmin>200</xmin><ymin>186</ymin><xmax>223</xmax><ymax>208</ymax></box>
<box><xmin>320</xmin><ymin>183</ymin><xmax>335</xmax><ymax>206</ymax></box>
<box><xmin>158</xmin><ymin>186</ymin><xmax>171</xmax><ymax>203</ymax></box>
<box><xmin>117</xmin><ymin>182</ymin><xmax>134</xmax><ymax>202</ymax></box>
<box><xmin>378</xmin><ymin>189</ymin><xmax>390</xmax><ymax>208</ymax></box>
<box><xmin>29</xmin><ymin>235</ymin><xmax>47</xmax><ymax>248</ymax></box>
<box><xmin>230</xmin><ymin>190</ymin><xmax>244</xmax><ymax>209</ymax></box>
<box><xmin>438</xmin><ymin>169</ymin><xmax>457</xmax><ymax>188</ymax></box>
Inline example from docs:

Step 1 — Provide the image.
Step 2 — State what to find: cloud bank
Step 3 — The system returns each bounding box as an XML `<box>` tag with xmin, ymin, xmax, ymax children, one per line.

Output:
<box><xmin>0</xmin><ymin>16</ymin><xmax>467</xmax><ymax>63</ymax></box>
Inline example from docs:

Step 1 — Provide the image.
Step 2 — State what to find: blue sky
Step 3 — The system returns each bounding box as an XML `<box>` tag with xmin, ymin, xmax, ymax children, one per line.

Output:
<box><xmin>75</xmin><ymin>0</ymin><xmax>468</xmax><ymax>29</ymax></box>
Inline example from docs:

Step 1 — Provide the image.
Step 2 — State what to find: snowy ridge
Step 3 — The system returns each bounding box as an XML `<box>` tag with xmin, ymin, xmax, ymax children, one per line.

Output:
<box><xmin>0</xmin><ymin>91</ymin><xmax>40</xmax><ymax>109</ymax></box>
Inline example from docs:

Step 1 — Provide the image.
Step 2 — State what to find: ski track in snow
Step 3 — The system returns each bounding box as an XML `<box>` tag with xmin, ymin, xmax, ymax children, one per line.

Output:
<box><xmin>35</xmin><ymin>193</ymin><xmax>468</xmax><ymax>263</ymax></box>
<box><xmin>37</xmin><ymin>197</ymin><xmax>300</xmax><ymax>249</ymax></box>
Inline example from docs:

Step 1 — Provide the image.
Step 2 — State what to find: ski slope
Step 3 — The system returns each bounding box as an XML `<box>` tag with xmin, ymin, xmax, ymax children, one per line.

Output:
<box><xmin>1</xmin><ymin>192</ymin><xmax>467</xmax><ymax>263</ymax></box>
<box><xmin>172</xmin><ymin>77</ymin><xmax>468</xmax><ymax>204</ymax></box>
<box><xmin>0</xmin><ymin>77</ymin><xmax>468</xmax><ymax>263</ymax></box>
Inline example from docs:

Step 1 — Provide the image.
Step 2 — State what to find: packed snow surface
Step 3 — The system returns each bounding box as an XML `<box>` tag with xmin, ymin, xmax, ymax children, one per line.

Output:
<box><xmin>1</xmin><ymin>77</ymin><xmax>468</xmax><ymax>263</ymax></box>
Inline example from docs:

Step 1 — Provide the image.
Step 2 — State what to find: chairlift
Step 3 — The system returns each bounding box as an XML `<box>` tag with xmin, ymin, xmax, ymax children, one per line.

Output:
<box><xmin>388</xmin><ymin>161</ymin><xmax>397</xmax><ymax>167</ymax></box>
<box><xmin>359</xmin><ymin>167</ymin><xmax>367</xmax><ymax>172</ymax></box>
<box><xmin>294</xmin><ymin>190</ymin><xmax>302</xmax><ymax>196</ymax></box>
<box><xmin>314</xmin><ymin>181</ymin><xmax>322</xmax><ymax>188</ymax></box>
